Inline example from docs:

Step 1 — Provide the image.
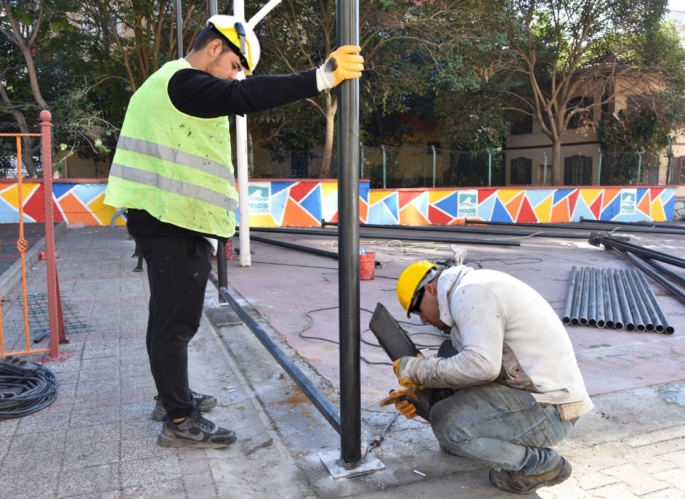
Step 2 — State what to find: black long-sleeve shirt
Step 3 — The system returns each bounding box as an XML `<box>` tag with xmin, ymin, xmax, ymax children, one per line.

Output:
<box><xmin>126</xmin><ymin>67</ymin><xmax>319</xmax><ymax>240</ymax></box>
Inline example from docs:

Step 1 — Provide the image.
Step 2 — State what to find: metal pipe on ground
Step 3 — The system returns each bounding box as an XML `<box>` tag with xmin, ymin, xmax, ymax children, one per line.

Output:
<box><xmin>208</xmin><ymin>274</ymin><xmax>341</xmax><ymax>433</ymax></box>
<box><xmin>592</xmin><ymin>235</ymin><xmax>685</xmax><ymax>271</ymax></box>
<box><xmin>465</xmin><ymin>218</ymin><xmax>681</xmax><ymax>235</ymax></box>
<box><xmin>641</xmin><ymin>258</ymin><xmax>685</xmax><ymax>289</ymax></box>
<box><xmin>570</xmin><ymin>267</ymin><xmax>585</xmax><ymax>326</ymax></box>
<box><xmin>625</xmin><ymin>269</ymin><xmax>656</xmax><ymax>332</ymax></box>
<box><xmin>579</xmin><ymin>267</ymin><xmax>590</xmax><ymax>326</ymax></box>
<box><xmin>633</xmin><ymin>269</ymin><xmax>674</xmax><ymax>334</ymax></box>
<box><xmin>562</xmin><ymin>267</ymin><xmax>578</xmax><ymax>325</ymax></box>
<box><xmin>615</xmin><ymin>249</ymin><xmax>685</xmax><ymax>307</ymax></box>
<box><xmin>322</xmin><ymin>221</ymin><xmax>590</xmax><ymax>240</ymax></box>
<box><xmin>248</xmin><ymin>227</ymin><xmax>521</xmax><ymax>246</ymax></box>
<box><xmin>619</xmin><ymin>269</ymin><xmax>646</xmax><ymax>332</ymax></box>
<box><xmin>588</xmin><ymin>267</ymin><xmax>598</xmax><ymax>327</ymax></box>
<box><xmin>601</xmin><ymin>269</ymin><xmax>614</xmax><ymax>329</ymax></box>
<box><xmin>613</xmin><ymin>269</ymin><xmax>635</xmax><ymax>331</ymax></box>
<box><xmin>580</xmin><ymin>217</ymin><xmax>685</xmax><ymax>232</ymax></box>
<box><xmin>608</xmin><ymin>269</ymin><xmax>625</xmax><ymax>330</ymax></box>
<box><xmin>240</xmin><ymin>233</ymin><xmax>339</xmax><ymax>260</ymax></box>
<box><xmin>596</xmin><ymin>268</ymin><xmax>606</xmax><ymax>329</ymax></box>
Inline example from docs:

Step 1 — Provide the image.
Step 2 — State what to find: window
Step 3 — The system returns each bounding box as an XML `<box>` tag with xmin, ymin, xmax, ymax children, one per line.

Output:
<box><xmin>567</xmin><ymin>97</ymin><xmax>593</xmax><ymax>129</ymax></box>
<box><xmin>510</xmin><ymin>115</ymin><xmax>533</xmax><ymax>135</ymax></box>
<box><xmin>510</xmin><ymin>157</ymin><xmax>533</xmax><ymax>185</ymax></box>
<box><xmin>564</xmin><ymin>155</ymin><xmax>593</xmax><ymax>185</ymax></box>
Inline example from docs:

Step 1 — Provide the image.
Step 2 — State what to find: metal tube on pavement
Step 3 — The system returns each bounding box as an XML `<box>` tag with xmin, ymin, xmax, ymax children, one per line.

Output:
<box><xmin>627</xmin><ymin>269</ymin><xmax>656</xmax><ymax>332</ymax></box>
<box><xmin>614</xmin><ymin>270</ymin><xmax>634</xmax><ymax>330</ymax></box>
<box><xmin>588</xmin><ymin>267</ymin><xmax>598</xmax><ymax>327</ymax></box>
<box><xmin>579</xmin><ymin>267</ymin><xmax>590</xmax><ymax>326</ymax></box>
<box><xmin>608</xmin><ymin>269</ymin><xmax>624</xmax><ymax>330</ymax></box>
<box><xmin>642</xmin><ymin>257</ymin><xmax>685</xmax><ymax>289</ymax></box>
<box><xmin>562</xmin><ymin>266</ymin><xmax>578</xmax><ymax>325</ymax></box>
<box><xmin>596</xmin><ymin>236</ymin><xmax>685</xmax><ymax>271</ymax></box>
<box><xmin>616</xmin><ymin>249</ymin><xmax>685</xmax><ymax>307</ymax></box>
<box><xmin>570</xmin><ymin>267</ymin><xmax>585</xmax><ymax>326</ymax></box>
<box><xmin>620</xmin><ymin>269</ymin><xmax>646</xmax><ymax>332</ymax></box>
<box><xmin>245</xmin><ymin>234</ymin><xmax>339</xmax><ymax>260</ymax></box>
<box><xmin>596</xmin><ymin>267</ymin><xmax>606</xmax><ymax>328</ymax></box>
<box><xmin>634</xmin><ymin>269</ymin><xmax>674</xmax><ymax>334</ymax></box>
<box><xmin>601</xmin><ymin>269</ymin><xmax>614</xmax><ymax>329</ymax></box>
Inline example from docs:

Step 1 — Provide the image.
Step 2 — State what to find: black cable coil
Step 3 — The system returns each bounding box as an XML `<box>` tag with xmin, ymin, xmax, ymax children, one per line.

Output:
<box><xmin>0</xmin><ymin>362</ymin><xmax>57</xmax><ymax>419</ymax></box>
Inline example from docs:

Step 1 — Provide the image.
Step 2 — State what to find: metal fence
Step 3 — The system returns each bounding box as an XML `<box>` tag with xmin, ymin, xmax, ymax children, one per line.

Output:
<box><xmin>250</xmin><ymin>145</ymin><xmax>675</xmax><ymax>187</ymax></box>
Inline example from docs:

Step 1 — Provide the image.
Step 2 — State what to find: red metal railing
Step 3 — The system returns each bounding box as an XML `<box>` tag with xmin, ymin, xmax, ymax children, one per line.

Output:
<box><xmin>0</xmin><ymin>111</ymin><xmax>66</xmax><ymax>360</ymax></box>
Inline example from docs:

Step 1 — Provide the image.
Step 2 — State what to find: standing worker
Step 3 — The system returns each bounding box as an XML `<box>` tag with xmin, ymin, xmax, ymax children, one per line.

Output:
<box><xmin>381</xmin><ymin>248</ymin><xmax>593</xmax><ymax>494</ymax></box>
<box><xmin>104</xmin><ymin>15</ymin><xmax>363</xmax><ymax>449</ymax></box>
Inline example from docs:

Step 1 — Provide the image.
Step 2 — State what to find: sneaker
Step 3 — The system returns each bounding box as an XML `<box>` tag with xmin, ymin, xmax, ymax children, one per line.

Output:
<box><xmin>489</xmin><ymin>456</ymin><xmax>572</xmax><ymax>494</ymax></box>
<box><xmin>151</xmin><ymin>390</ymin><xmax>218</xmax><ymax>421</ymax></box>
<box><xmin>157</xmin><ymin>409</ymin><xmax>237</xmax><ymax>448</ymax></box>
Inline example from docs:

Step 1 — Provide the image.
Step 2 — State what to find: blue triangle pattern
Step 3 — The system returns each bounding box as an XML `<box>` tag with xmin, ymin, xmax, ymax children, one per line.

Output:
<box><xmin>435</xmin><ymin>192</ymin><xmax>458</xmax><ymax>217</ymax></box>
<box><xmin>74</xmin><ymin>184</ymin><xmax>107</xmax><ymax>205</ymax></box>
<box><xmin>52</xmin><ymin>184</ymin><xmax>74</xmax><ymax>200</ymax></box>
<box><xmin>553</xmin><ymin>189</ymin><xmax>574</xmax><ymax>205</ymax></box>
<box><xmin>270</xmin><ymin>182</ymin><xmax>293</xmax><ymax>196</ymax></box>
<box><xmin>526</xmin><ymin>189</ymin><xmax>554</xmax><ymax>208</ymax></box>
<box><xmin>477</xmin><ymin>194</ymin><xmax>496</xmax><ymax>220</ymax></box>
<box><xmin>599</xmin><ymin>194</ymin><xmax>621</xmax><ymax>221</ymax></box>
<box><xmin>369</xmin><ymin>202</ymin><xmax>398</xmax><ymax>225</ymax></box>
<box><xmin>490</xmin><ymin>197</ymin><xmax>512</xmax><ymax>222</ymax></box>
<box><xmin>270</xmin><ymin>189</ymin><xmax>289</xmax><ymax>224</ymax></box>
<box><xmin>382</xmin><ymin>193</ymin><xmax>399</xmax><ymax>220</ymax></box>
<box><xmin>299</xmin><ymin>185</ymin><xmax>321</xmax><ymax>221</ymax></box>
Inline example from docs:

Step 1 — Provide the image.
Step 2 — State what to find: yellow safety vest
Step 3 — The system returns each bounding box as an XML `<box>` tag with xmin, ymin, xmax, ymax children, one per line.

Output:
<box><xmin>104</xmin><ymin>59</ymin><xmax>238</xmax><ymax>237</ymax></box>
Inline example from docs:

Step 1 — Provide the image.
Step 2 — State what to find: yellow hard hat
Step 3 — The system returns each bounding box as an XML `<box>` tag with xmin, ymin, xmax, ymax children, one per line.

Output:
<box><xmin>207</xmin><ymin>15</ymin><xmax>260</xmax><ymax>75</ymax></box>
<box><xmin>397</xmin><ymin>261</ymin><xmax>438</xmax><ymax>318</ymax></box>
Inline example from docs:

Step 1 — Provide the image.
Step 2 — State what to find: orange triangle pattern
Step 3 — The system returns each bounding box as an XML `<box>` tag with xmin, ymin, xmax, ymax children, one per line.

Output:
<box><xmin>281</xmin><ymin>198</ymin><xmax>319</xmax><ymax>227</ymax></box>
<box><xmin>399</xmin><ymin>203</ymin><xmax>429</xmax><ymax>225</ymax></box>
<box><xmin>504</xmin><ymin>192</ymin><xmax>524</xmax><ymax>221</ymax></box>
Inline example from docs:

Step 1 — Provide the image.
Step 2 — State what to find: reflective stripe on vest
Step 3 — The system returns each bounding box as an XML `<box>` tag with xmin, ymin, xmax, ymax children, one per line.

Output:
<box><xmin>110</xmin><ymin>163</ymin><xmax>238</xmax><ymax>212</ymax></box>
<box><xmin>116</xmin><ymin>136</ymin><xmax>235</xmax><ymax>185</ymax></box>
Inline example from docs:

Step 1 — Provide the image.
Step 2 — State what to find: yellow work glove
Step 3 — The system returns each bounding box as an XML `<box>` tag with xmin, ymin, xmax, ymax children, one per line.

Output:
<box><xmin>393</xmin><ymin>356</ymin><xmax>425</xmax><ymax>391</ymax></box>
<box><xmin>379</xmin><ymin>389</ymin><xmax>420</xmax><ymax>419</ymax></box>
<box><xmin>316</xmin><ymin>45</ymin><xmax>364</xmax><ymax>90</ymax></box>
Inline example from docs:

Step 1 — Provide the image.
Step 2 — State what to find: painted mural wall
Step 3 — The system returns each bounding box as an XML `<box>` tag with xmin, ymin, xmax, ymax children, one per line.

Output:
<box><xmin>0</xmin><ymin>180</ymin><xmax>675</xmax><ymax>227</ymax></box>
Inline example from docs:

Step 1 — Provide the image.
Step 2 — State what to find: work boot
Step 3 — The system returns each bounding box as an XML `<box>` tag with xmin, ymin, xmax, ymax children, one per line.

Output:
<box><xmin>489</xmin><ymin>456</ymin><xmax>572</xmax><ymax>494</ymax></box>
<box><xmin>157</xmin><ymin>409</ymin><xmax>237</xmax><ymax>448</ymax></box>
<box><xmin>151</xmin><ymin>391</ymin><xmax>217</xmax><ymax>421</ymax></box>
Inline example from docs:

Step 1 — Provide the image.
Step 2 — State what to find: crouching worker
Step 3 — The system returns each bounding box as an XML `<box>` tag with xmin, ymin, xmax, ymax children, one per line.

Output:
<box><xmin>381</xmin><ymin>250</ymin><xmax>593</xmax><ymax>494</ymax></box>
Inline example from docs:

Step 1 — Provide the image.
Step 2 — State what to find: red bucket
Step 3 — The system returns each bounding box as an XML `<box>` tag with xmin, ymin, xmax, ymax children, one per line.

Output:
<box><xmin>360</xmin><ymin>252</ymin><xmax>376</xmax><ymax>280</ymax></box>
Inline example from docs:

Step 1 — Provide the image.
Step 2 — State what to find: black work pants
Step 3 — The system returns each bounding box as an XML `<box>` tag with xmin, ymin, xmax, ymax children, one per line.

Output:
<box><xmin>135</xmin><ymin>235</ymin><xmax>211</xmax><ymax>420</ymax></box>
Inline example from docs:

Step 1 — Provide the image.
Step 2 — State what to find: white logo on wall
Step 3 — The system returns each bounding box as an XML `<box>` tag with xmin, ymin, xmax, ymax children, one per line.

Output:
<box><xmin>457</xmin><ymin>190</ymin><xmax>478</xmax><ymax>218</ymax></box>
<box><xmin>248</xmin><ymin>184</ymin><xmax>270</xmax><ymax>215</ymax></box>
<box><xmin>619</xmin><ymin>189</ymin><xmax>637</xmax><ymax>215</ymax></box>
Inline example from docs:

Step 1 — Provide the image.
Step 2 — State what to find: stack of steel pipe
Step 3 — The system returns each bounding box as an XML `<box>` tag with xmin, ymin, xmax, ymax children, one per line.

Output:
<box><xmin>562</xmin><ymin>266</ymin><xmax>673</xmax><ymax>334</ymax></box>
<box><xmin>590</xmin><ymin>234</ymin><xmax>685</xmax><ymax>314</ymax></box>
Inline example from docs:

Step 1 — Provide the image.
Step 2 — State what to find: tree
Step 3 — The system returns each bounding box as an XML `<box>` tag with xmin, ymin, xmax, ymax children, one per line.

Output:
<box><xmin>452</xmin><ymin>0</ymin><xmax>675</xmax><ymax>185</ymax></box>
<box><xmin>252</xmin><ymin>0</ymin><xmax>480</xmax><ymax>177</ymax></box>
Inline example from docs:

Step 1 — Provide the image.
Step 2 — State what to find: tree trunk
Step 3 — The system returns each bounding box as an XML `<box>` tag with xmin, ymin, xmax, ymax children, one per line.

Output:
<box><xmin>320</xmin><ymin>93</ymin><xmax>337</xmax><ymax>178</ymax></box>
<box><xmin>552</xmin><ymin>139</ymin><xmax>563</xmax><ymax>186</ymax></box>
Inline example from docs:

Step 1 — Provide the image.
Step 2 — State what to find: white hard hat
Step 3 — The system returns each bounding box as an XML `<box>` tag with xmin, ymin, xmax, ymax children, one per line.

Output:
<box><xmin>207</xmin><ymin>15</ymin><xmax>260</xmax><ymax>75</ymax></box>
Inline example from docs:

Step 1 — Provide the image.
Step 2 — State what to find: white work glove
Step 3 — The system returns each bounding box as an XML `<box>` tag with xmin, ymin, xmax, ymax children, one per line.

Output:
<box><xmin>316</xmin><ymin>45</ymin><xmax>364</xmax><ymax>91</ymax></box>
<box><xmin>450</xmin><ymin>244</ymin><xmax>468</xmax><ymax>265</ymax></box>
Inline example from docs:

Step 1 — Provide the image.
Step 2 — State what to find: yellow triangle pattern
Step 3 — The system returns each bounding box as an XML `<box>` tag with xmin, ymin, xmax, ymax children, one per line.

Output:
<box><xmin>534</xmin><ymin>194</ymin><xmax>554</xmax><ymax>223</ymax></box>
<box><xmin>497</xmin><ymin>189</ymin><xmax>523</xmax><ymax>205</ymax></box>
<box><xmin>650</xmin><ymin>199</ymin><xmax>666</xmax><ymax>222</ymax></box>
<box><xmin>429</xmin><ymin>190</ymin><xmax>455</xmax><ymax>204</ymax></box>
<box><xmin>249</xmin><ymin>214</ymin><xmax>278</xmax><ymax>227</ymax></box>
<box><xmin>580</xmin><ymin>189</ymin><xmax>602</xmax><ymax>207</ymax></box>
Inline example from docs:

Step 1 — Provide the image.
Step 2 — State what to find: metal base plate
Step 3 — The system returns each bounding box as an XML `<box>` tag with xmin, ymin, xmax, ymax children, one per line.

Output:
<box><xmin>319</xmin><ymin>449</ymin><xmax>385</xmax><ymax>480</ymax></box>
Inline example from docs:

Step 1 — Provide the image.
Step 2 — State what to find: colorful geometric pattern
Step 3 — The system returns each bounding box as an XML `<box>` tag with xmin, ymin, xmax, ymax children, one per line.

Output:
<box><xmin>0</xmin><ymin>182</ymin><xmax>675</xmax><ymax>227</ymax></box>
<box><xmin>367</xmin><ymin>187</ymin><xmax>676</xmax><ymax>224</ymax></box>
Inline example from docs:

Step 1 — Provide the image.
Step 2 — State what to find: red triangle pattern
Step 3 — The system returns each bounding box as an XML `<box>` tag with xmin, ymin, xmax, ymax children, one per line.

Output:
<box><xmin>478</xmin><ymin>189</ymin><xmax>496</xmax><ymax>203</ymax></box>
<box><xmin>288</xmin><ymin>182</ymin><xmax>317</xmax><ymax>203</ymax></box>
<box><xmin>398</xmin><ymin>191</ymin><xmax>423</xmax><ymax>209</ymax></box>
<box><xmin>23</xmin><ymin>185</ymin><xmax>64</xmax><ymax>222</ymax></box>
<box><xmin>329</xmin><ymin>212</ymin><xmax>338</xmax><ymax>224</ymax></box>
<box><xmin>567</xmin><ymin>190</ymin><xmax>579</xmax><ymax>216</ymax></box>
<box><xmin>428</xmin><ymin>205</ymin><xmax>454</xmax><ymax>225</ymax></box>
<box><xmin>516</xmin><ymin>197</ymin><xmax>538</xmax><ymax>223</ymax></box>
<box><xmin>650</xmin><ymin>188</ymin><xmax>664</xmax><ymax>200</ymax></box>
<box><xmin>589</xmin><ymin>194</ymin><xmax>603</xmax><ymax>219</ymax></box>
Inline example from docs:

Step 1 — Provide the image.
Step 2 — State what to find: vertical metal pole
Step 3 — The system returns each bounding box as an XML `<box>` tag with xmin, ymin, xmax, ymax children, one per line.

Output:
<box><xmin>543</xmin><ymin>151</ymin><xmax>547</xmax><ymax>186</ymax></box>
<box><xmin>337</xmin><ymin>0</ymin><xmax>361</xmax><ymax>465</ymax></box>
<box><xmin>637</xmin><ymin>152</ymin><xmax>643</xmax><ymax>185</ymax></box>
<box><xmin>40</xmin><ymin>111</ymin><xmax>63</xmax><ymax>360</ymax></box>
<box><xmin>248</xmin><ymin>133</ymin><xmax>254</xmax><ymax>177</ymax></box>
<box><xmin>176</xmin><ymin>0</ymin><xmax>183</xmax><ymax>58</ymax></box>
<box><xmin>597</xmin><ymin>148</ymin><xmax>602</xmax><ymax>186</ymax></box>
<box><xmin>431</xmin><ymin>144</ymin><xmax>436</xmax><ymax>188</ymax></box>
<box><xmin>488</xmin><ymin>148</ymin><xmax>492</xmax><ymax>187</ymax></box>
<box><xmin>360</xmin><ymin>142</ymin><xmax>364</xmax><ymax>178</ymax></box>
<box><xmin>382</xmin><ymin>145</ymin><xmax>386</xmax><ymax>188</ymax></box>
